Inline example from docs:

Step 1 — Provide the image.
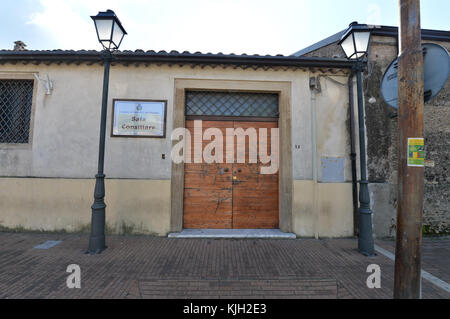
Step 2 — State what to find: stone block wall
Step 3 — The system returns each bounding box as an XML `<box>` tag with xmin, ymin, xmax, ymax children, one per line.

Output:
<box><xmin>304</xmin><ymin>36</ymin><xmax>449</xmax><ymax>236</ymax></box>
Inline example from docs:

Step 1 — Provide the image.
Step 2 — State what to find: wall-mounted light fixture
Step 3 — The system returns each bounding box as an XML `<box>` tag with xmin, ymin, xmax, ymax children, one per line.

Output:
<box><xmin>33</xmin><ymin>73</ymin><xmax>53</xmax><ymax>95</ymax></box>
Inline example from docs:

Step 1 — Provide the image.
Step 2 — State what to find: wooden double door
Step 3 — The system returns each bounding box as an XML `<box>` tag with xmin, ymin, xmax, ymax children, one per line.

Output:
<box><xmin>183</xmin><ymin>120</ymin><xmax>279</xmax><ymax>229</ymax></box>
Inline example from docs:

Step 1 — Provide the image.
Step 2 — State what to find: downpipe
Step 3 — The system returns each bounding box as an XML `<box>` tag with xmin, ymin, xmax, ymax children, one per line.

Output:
<box><xmin>309</xmin><ymin>76</ymin><xmax>320</xmax><ymax>239</ymax></box>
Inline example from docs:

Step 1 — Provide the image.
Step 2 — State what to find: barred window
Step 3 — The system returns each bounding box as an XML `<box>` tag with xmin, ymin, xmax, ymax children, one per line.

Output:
<box><xmin>185</xmin><ymin>91</ymin><xmax>279</xmax><ymax>117</ymax></box>
<box><xmin>0</xmin><ymin>80</ymin><xmax>33</xmax><ymax>143</ymax></box>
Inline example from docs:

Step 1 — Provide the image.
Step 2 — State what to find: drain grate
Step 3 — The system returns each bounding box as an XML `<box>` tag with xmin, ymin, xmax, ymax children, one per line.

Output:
<box><xmin>33</xmin><ymin>240</ymin><xmax>62</xmax><ymax>249</ymax></box>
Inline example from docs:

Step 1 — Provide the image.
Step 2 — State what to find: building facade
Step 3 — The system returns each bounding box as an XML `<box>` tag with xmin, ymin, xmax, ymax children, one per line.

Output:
<box><xmin>0</xmin><ymin>50</ymin><xmax>360</xmax><ymax>237</ymax></box>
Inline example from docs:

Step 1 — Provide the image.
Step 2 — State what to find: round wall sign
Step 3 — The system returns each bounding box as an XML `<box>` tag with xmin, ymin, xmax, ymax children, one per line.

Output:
<box><xmin>381</xmin><ymin>43</ymin><xmax>450</xmax><ymax>109</ymax></box>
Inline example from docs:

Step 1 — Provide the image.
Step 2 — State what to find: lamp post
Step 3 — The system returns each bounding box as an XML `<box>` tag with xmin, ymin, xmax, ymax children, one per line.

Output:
<box><xmin>339</xmin><ymin>22</ymin><xmax>375</xmax><ymax>256</ymax></box>
<box><xmin>87</xmin><ymin>10</ymin><xmax>127</xmax><ymax>254</ymax></box>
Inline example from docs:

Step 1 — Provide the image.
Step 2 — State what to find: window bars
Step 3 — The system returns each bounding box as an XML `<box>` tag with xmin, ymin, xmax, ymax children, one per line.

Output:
<box><xmin>0</xmin><ymin>80</ymin><xmax>33</xmax><ymax>143</ymax></box>
<box><xmin>185</xmin><ymin>91</ymin><xmax>279</xmax><ymax>117</ymax></box>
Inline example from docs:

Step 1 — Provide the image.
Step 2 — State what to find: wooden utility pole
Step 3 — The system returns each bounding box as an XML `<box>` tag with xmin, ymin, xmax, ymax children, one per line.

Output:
<box><xmin>394</xmin><ymin>0</ymin><xmax>425</xmax><ymax>299</ymax></box>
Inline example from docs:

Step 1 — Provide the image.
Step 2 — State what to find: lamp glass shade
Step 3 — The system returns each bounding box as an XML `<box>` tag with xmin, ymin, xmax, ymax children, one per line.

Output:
<box><xmin>111</xmin><ymin>20</ymin><xmax>125</xmax><ymax>49</ymax></box>
<box><xmin>340</xmin><ymin>33</ymin><xmax>355</xmax><ymax>59</ymax></box>
<box><xmin>94</xmin><ymin>19</ymin><xmax>114</xmax><ymax>43</ymax></box>
<box><xmin>353</xmin><ymin>31</ymin><xmax>370</xmax><ymax>55</ymax></box>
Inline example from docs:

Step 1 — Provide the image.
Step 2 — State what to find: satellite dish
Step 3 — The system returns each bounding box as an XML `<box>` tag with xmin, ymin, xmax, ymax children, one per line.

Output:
<box><xmin>381</xmin><ymin>43</ymin><xmax>450</xmax><ymax>109</ymax></box>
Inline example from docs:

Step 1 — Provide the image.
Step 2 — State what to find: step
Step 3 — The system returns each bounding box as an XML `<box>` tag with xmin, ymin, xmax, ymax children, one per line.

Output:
<box><xmin>168</xmin><ymin>229</ymin><xmax>296</xmax><ymax>239</ymax></box>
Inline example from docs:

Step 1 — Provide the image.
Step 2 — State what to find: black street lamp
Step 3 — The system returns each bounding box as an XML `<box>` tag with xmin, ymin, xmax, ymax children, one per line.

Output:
<box><xmin>87</xmin><ymin>10</ymin><xmax>127</xmax><ymax>254</ymax></box>
<box><xmin>339</xmin><ymin>22</ymin><xmax>375</xmax><ymax>256</ymax></box>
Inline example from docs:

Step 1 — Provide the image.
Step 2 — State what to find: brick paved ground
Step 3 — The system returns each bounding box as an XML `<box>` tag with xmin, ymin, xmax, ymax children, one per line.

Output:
<box><xmin>376</xmin><ymin>236</ymin><xmax>450</xmax><ymax>285</ymax></box>
<box><xmin>0</xmin><ymin>232</ymin><xmax>448</xmax><ymax>299</ymax></box>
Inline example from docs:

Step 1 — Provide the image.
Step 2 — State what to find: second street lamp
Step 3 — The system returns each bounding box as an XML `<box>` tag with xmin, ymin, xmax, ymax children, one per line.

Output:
<box><xmin>338</xmin><ymin>22</ymin><xmax>375</xmax><ymax>256</ymax></box>
<box><xmin>91</xmin><ymin>9</ymin><xmax>127</xmax><ymax>51</ymax></box>
<box><xmin>87</xmin><ymin>9</ymin><xmax>127</xmax><ymax>254</ymax></box>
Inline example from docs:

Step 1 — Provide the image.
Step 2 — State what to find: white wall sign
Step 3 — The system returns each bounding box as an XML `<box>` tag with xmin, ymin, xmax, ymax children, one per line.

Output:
<box><xmin>112</xmin><ymin>99</ymin><xmax>166</xmax><ymax>137</ymax></box>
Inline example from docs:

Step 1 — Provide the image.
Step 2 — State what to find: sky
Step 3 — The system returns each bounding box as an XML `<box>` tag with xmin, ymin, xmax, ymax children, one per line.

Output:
<box><xmin>0</xmin><ymin>0</ymin><xmax>449</xmax><ymax>55</ymax></box>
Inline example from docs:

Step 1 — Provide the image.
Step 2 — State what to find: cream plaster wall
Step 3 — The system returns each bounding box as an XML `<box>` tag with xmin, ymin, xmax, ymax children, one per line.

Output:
<box><xmin>0</xmin><ymin>63</ymin><xmax>353</xmax><ymax>236</ymax></box>
<box><xmin>292</xmin><ymin>180</ymin><xmax>354</xmax><ymax>237</ymax></box>
<box><xmin>0</xmin><ymin>178</ymin><xmax>171</xmax><ymax>235</ymax></box>
<box><xmin>0</xmin><ymin>64</ymin><xmax>351</xmax><ymax>180</ymax></box>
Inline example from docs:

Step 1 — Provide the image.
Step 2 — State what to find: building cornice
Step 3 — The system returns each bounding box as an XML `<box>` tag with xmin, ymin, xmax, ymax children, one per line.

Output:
<box><xmin>0</xmin><ymin>50</ymin><xmax>353</xmax><ymax>71</ymax></box>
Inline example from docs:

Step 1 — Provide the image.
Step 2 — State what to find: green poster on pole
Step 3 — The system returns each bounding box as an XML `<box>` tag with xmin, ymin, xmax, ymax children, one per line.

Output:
<box><xmin>407</xmin><ymin>138</ymin><xmax>424</xmax><ymax>167</ymax></box>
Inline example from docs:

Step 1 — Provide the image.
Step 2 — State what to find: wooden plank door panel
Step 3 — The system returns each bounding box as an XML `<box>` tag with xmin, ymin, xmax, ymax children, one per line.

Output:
<box><xmin>231</xmin><ymin>121</ymin><xmax>279</xmax><ymax>229</ymax></box>
<box><xmin>183</xmin><ymin>119</ymin><xmax>279</xmax><ymax>229</ymax></box>
<box><xmin>183</xmin><ymin>120</ymin><xmax>233</xmax><ymax>228</ymax></box>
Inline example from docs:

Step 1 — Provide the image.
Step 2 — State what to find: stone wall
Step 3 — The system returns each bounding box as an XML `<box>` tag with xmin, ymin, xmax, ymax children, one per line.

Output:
<box><xmin>304</xmin><ymin>36</ymin><xmax>450</xmax><ymax>236</ymax></box>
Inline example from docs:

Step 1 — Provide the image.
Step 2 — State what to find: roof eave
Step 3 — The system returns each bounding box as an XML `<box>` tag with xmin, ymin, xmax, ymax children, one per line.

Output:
<box><xmin>0</xmin><ymin>51</ymin><xmax>354</xmax><ymax>69</ymax></box>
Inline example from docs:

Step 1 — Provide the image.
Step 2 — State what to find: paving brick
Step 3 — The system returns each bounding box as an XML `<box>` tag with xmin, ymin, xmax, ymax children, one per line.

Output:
<box><xmin>0</xmin><ymin>232</ymin><xmax>448</xmax><ymax>299</ymax></box>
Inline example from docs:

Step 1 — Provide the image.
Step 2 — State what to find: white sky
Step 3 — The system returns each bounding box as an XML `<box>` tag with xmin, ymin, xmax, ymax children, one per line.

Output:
<box><xmin>1</xmin><ymin>0</ymin><xmax>449</xmax><ymax>55</ymax></box>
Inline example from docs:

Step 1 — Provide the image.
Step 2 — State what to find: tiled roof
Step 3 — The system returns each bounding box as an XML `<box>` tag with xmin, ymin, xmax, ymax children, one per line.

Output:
<box><xmin>0</xmin><ymin>49</ymin><xmax>353</xmax><ymax>70</ymax></box>
<box><xmin>0</xmin><ymin>49</ymin><xmax>283</xmax><ymax>56</ymax></box>
<box><xmin>292</xmin><ymin>23</ymin><xmax>450</xmax><ymax>57</ymax></box>
<box><xmin>291</xmin><ymin>29</ymin><xmax>346</xmax><ymax>57</ymax></box>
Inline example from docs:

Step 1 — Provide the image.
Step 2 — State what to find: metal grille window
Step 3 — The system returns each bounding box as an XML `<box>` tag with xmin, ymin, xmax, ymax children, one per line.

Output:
<box><xmin>0</xmin><ymin>80</ymin><xmax>33</xmax><ymax>143</ymax></box>
<box><xmin>185</xmin><ymin>91</ymin><xmax>278</xmax><ymax>117</ymax></box>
